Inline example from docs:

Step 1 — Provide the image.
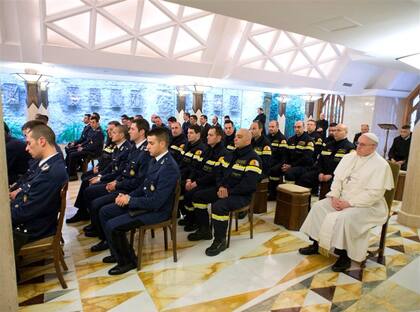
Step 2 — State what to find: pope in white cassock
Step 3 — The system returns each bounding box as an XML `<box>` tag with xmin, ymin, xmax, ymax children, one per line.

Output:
<box><xmin>299</xmin><ymin>132</ymin><xmax>394</xmax><ymax>272</ymax></box>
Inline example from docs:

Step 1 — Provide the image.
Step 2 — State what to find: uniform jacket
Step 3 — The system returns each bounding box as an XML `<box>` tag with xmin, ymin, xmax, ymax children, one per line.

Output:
<box><xmin>116</xmin><ymin>140</ymin><xmax>151</xmax><ymax>192</ymax></box>
<box><xmin>308</xmin><ymin>131</ymin><xmax>324</xmax><ymax>160</ymax></box>
<box><xmin>286</xmin><ymin>132</ymin><xmax>315</xmax><ymax>168</ymax></box>
<box><xmin>219</xmin><ymin>144</ymin><xmax>262</xmax><ymax>197</ymax></box>
<box><xmin>81</xmin><ymin>126</ymin><xmax>104</xmax><ymax>156</ymax></box>
<box><xmin>75</xmin><ymin>124</ymin><xmax>92</xmax><ymax>145</ymax></box>
<box><xmin>179</xmin><ymin>139</ymin><xmax>206</xmax><ymax>180</ymax></box>
<box><xmin>99</xmin><ymin>140</ymin><xmax>132</xmax><ymax>182</ymax></box>
<box><xmin>169</xmin><ymin>134</ymin><xmax>187</xmax><ymax>164</ymax></box>
<box><xmin>318</xmin><ymin>138</ymin><xmax>354</xmax><ymax>175</ymax></box>
<box><xmin>11</xmin><ymin>153</ymin><xmax>68</xmax><ymax>240</ymax></box>
<box><xmin>200</xmin><ymin>123</ymin><xmax>211</xmax><ymax>144</ymax></box>
<box><xmin>223</xmin><ymin>132</ymin><xmax>236</xmax><ymax>151</ymax></box>
<box><xmin>268</xmin><ymin>130</ymin><xmax>287</xmax><ymax>167</ymax></box>
<box><xmin>6</xmin><ymin>135</ymin><xmax>31</xmax><ymax>185</ymax></box>
<box><xmin>252</xmin><ymin>135</ymin><xmax>272</xmax><ymax>178</ymax></box>
<box><xmin>189</xmin><ymin>141</ymin><xmax>227</xmax><ymax>187</ymax></box>
<box><xmin>388</xmin><ymin>135</ymin><xmax>411</xmax><ymax>162</ymax></box>
<box><xmin>128</xmin><ymin>153</ymin><xmax>180</xmax><ymax>224</ymax></box>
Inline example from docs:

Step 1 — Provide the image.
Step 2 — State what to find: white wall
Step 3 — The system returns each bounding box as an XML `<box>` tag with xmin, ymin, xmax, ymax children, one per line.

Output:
<box><xmin>343</xmin><ymin>96</ymin><xmax>375</xmax><ymax>143</ymax></box>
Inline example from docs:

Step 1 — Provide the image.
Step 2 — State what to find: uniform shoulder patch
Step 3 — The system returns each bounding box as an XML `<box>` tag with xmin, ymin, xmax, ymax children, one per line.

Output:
<box><xmin>41</xmin><ymin>163</ymin><xmax>50</xmax><ymax>171</ymax></box>
<box><xmin>218</xmin><ymin>156</ymin><xmax>224</xmax><ymax>162</ymax></box>
<box><xmin>317</xmin><ymin>138</ymin><xmax>323</xmax><ymax>143</ymax></box>
<box><xmin>307</xmin><ymin>141</ymin><xmax>314</xmax><ymax>147</ymax></box>
<box><xmin>180</xmin><ymin>144</ymin><xmax>185</xmax><ymax>149</ymax></box>
<box><xmin>263</xmin><ymin>145</ymin><xmax>271</xmax><ymax>151</ymax></box>
<box><xmin>249</xmin><ymin>159</ymin><xmax>259</xmax><ymax>167</ymax></box>
<box><xmin>195</xmin><ymin>150</ymin><xmax>202</xmax><ymax>155</ymax></box>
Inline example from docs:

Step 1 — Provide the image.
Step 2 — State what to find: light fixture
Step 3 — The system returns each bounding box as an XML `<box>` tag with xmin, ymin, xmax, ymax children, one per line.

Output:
<box><xmin>396</xmin><ymin>53</ymin><xmax>420</xmax><ymax>70</ymax></box>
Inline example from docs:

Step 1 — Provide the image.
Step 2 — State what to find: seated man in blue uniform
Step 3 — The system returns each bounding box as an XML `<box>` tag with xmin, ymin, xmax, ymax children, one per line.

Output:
<box><xmin>98</xmin><ymin>127</ymin><xmax>180</xmax><ymax>275</ymax></box>
<box><xmin>65</xmin><ymin>113</ymin><xmax>91</xmax><ymax>155</ymax></box>
<box><xmin>11</xmin><ymin>124</ymin><xmax>68</xmax><ymax>256</ymax></box>
<box><xmin>67</xmin><ymin>124</ymin><xmax>131</xmax><ymax>223</ymax></box>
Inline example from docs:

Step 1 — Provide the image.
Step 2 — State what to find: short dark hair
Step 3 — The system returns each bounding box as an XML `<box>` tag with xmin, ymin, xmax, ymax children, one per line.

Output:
<box><xmin>209</xmin><ymin>126</ymin><xmax>223</xmax><ymax>137</ymax></box>
<box><xmin>29</xmin><ymin>124</ymin><xmax>56</xmax><ymax>145</ymax></box>
<box><xmin>133</xmin><ymin>118</ymin><xmax>150</xmax><ymax>135</ymax></box>
<box><xmin>84</xmin><ymin>113</ymin><xmax>91</xmax><ymax>118</ymax></box>
<box><xmin>92</xmin><ymin>112</ymin><xmax>100</xmax><ymax>120</ymax></box>
<box><xmin>402</xmin><ymin>125</ymin><xmax>411</xmax><ymax>130</ymax></box>
<box><xmin>224</xmin><ymin>115</ymin><xmax>230</xmax><ymax>120</ymax></box>
<box><xmin>22</xmin><ymin>120</ymin><xmax>44</xmax><ymax>131</ymax></box>
<box><xmin>121</xmin><ymin>114</ymin><xmax>129</xmax><ymax>119</ymax></box>
<box><xmin>307</xmin><ymin>119</ymin><xmax>316</xmax><ymax>124</ymax></box>
<box><xmin>115</xmin><ymin>124</ymin><xmax>129</xmax><ymax>140</ymax></box>
<box><xmin>134</xmin><ymin>114</ymin><xmax>143</xmax><ymax>120</ymax></box>
<box><xmin>253</xmin><ymin>120</ymin><xmax>263</xmax><ymax>130</ymax></box>
<box><xmin>148</xmin><ymin>127</ymin><xmax>169</xmax><ymax>146</ymax></box>
<box><xmin>224</xmin><ymin>120</ymin><xmax>234</xmax><ymax>127</ymax></box>
<box><xmin>190</xmin><ymin>115</ymin><xmax>198</xmax><ymax>121</ymax></box>
<box><xmin>188</xmin><ymin>124</ymin><xmax>201</xmax><ymax>134</ymax></box>
<box><xmin>213</xmin><ymin>115</ymin><xmax>218</xmax><ymax>121</ymax></box>
<box><xmin>108</xmin><ymin>120</ymin><xmax>120</xmax><ymax>127</ymax></box>
<box><xmin>35</xmin><ymin>114</ymin><xmax>49</xmax><ymax>124</ymax></box>
<box><xmin>168</xmin><ymin>116</ymin><xmax>177</xmax><ymax>123</ymax></box>
<box><xmin>329</xmin><ymin>122</ymin><xmax>338</xmax><ymax>127</ymax></box>
<box><xmin>184</xmin><ymin>112</ymin><xmax>190</xmax><ymax>118</ymax></box>
<box><xmin>201</xmin><ymin>114</ymin><xmax>208</xmax><ymax>120</ymax></box>
<box><xmin>90</xmin><ymin>115</ymin><xmax>99</xmax><ymax>122</ymax></box>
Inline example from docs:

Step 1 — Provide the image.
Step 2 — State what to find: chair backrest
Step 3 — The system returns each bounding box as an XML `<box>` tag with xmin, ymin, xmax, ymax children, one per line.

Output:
<box><xmin>54</xmin><ymin>183</ymin><xmax>69</xmax><ymax>244</ymax></box>
<box><xmin>384</xmin><ymin>161</ymin><xmax>400</xmax><ymax>212</ymax></box>
<box><xmin>171</xmin><ymin>180</ymin><xmax>181</xmax><ymax>222</ymax></box>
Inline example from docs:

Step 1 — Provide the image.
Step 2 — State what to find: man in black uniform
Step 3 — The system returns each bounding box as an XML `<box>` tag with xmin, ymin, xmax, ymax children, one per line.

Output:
<box><xmin>324</xmin><ymin>122</ymin><xmax>337</xmax><ymax>145</ymax></box>
<box><xmin>169</xmin><ymin>122</ymin><xmax>186</xmax><ymax>164</ymax></box>
<box><xmin>199</xmin><ymin>114</ymin><xmax>211</xmax><ymax>144</ymax></box>
<box><xmin>65</xmin><ymin>113</ymin><xmax>91</xmax><ymax>155</ymax></box>
<box><xmin>389</xmin><ymin>125</ymin><xmax>412</xmax><ymax>171</ymax></box>
<box><xmin>183</xmin><ymin>127</ymin><xmax>227</xmax><ymax>234</ymax></box>
<box><xmin>307</xmin><ymin>119</ymin><xmax>324</xmax><ymax>160</ymax></box>
<box><xmin>5</xmin><ymin>123</ymin><xmax>31</xmax><ymax>185</ymax></box>
<box><xmin>178</xmin><ymin>124</ymin><xmax>206</xmax><ymax>225</ymax></box>
<box><xmin>67</xmin><ymin>125</ymin><xmax>131</xmax><ymax>223</ymax></box>
<box><xmin>250</xmin><ymin>121</ymin><xmax>271</xmax><ymax>179</ymax></box>
<box><xmin>182</xmin><ymin>112</ymin><xmax>191</xmax><ymax>136</ymax></box>
<box><xmin>253</xmin><ymin>107</ymin><xmax>267</xmax><ymax>135</ymax></box>
<box><xmin>11</xmin><ymin>124</ymin><xmax>68</xmax><ymax>256</ymax></box>
<box><xmin>282</xmin><ymin>121</ymin><xmax>315</xmax><ymax>182</ymax></box>
<box><xmin>223</xmin><ymin>120</ymin><xmax>236</xmax><ymax>151</ymax></box>
<box><xmin>98</xmin><ymin>128</ymin><xmax>180</xmax><ymax>275</ymax></box>
<box><xmin>267</xmin><ymin>120</ymin><xmax>288</xmax><ymax>200</ymax></box>
<box><xmin>353</xmin><ymin>124</ymin><xmax>369</xmax><ymax>145</ymax></box>
<box><xmin>296</xmin><ymin>124</ymin><xmax>354</xmax><ymax>190</ymax></box>
<box><xmin>316</xmin><ymin>113</ymin><xmax>328</xmax><ymax>140</ymax></box>
<box><xmin>66</xmin><ymin>115</ymin><xmax>104</xmax><ymax>180</ymax></box>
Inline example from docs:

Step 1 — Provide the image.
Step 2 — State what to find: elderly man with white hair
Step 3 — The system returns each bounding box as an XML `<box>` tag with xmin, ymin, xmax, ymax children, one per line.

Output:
<box><xmin>299</xmin><ymin>132</ymin><xmax>394</xmax><ymax>272</ymax></box>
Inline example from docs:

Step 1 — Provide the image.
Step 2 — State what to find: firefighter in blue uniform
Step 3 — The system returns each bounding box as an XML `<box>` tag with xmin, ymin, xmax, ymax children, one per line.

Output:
<box><xmin>282</xmin><ymin>121</ymin><xmax>315</xmax><ymax>182</ymax></box>
<box><xmin>267</xmin><ymin>120</ymin><xmax>288</xmax><ymax>200</ymax></box>
<box><xmin>307</xmin><ymin>119</ymin><xmax>324</xmax><ymax>160</ymax></box>
<box><xmin>250</xmin><ymin>121</ymin><xmax>271</xmax><ymax>179</ymax></box>
<box><xmin>98</xmin><ymin>128</ymin><xmax>180</xmax><ymax>275</ymax></box>
<box><xmin>11</xmin><ymin>124</ymin><xmax>68</xmax><ymax>255</ymax></box>
<box><xmin>169</xmin><ymin>121</ymin><xmax>186</xmax><ymax>164</ymax></box>
<box><xmin>86</xmin><ymin>119</ymin><xmax>152</xmax><ymax>251</ymax></box>
<box><xmin>183</xmin><ymin>126</ymin><xmax>227</xmax><ymax>234</ymax></box>
<box><xmin>66</xmin><ymin>115</ymin><xmax>104</xmax><ymax>180</ymax></box>
<box><xmin>67</xmin><ymin>124</ymin><xmax>131</xmax><ymax>223</ymax></box>
<box><xmin>296</xmin><ymin>124</ymin><xmax>354</xmax><ymax>190</ymax></box>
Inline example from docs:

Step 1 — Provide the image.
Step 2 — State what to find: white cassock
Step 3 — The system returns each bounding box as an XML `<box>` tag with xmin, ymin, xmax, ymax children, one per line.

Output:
<box><xmin>300</xmin><ymin>151</ymin><xmax>394</xmax><ymax>262</ymax></box>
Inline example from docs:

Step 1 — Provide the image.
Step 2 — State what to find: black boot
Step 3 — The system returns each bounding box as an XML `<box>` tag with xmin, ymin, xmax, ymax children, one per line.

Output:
<box><xmin>205</xmin><ymin>238</ymin><xmax>226</xmax><ymax>256</ymax></box>
<box><xmin>332</xmin><ymin>249</ymin><xmax>351</xmax><ymax>272</ymax></box>
<box><xmin>187</xmin><ymin>228</ymin><xmax>212</xmax><ymax>241</ymax></box>
<box><xmin>298</xmin><ymin>240</ymin><xmax>319</xmax><ymax>255</ymax></box>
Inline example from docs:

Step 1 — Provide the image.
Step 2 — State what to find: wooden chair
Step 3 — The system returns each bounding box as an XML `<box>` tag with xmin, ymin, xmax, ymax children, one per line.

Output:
<box><xmin>131</xmin><ymin>181</ymin><xmax>181</xmax><ymax>270</ymax></box>
<box><xmin>362</xmin><ymin>161</ymin><xmax>400</xmax><ymax>267</ymax></box>
<box><xmin>81</xmin><ymin>155</ymin><xmax>97</xmax><ymax>173</ymax></box>
<box><xmin>18</xmin><ymin>183</ymin><xmax>69</xmax><ymax>289</ymax></box>
<box><xmin>252</xmin><ymin>179</ymin><xmax>269</xmax><ymax>213</ymax></box>
<box><xmin>227</xmin><ymin>193</ymin><xmax>256</xmax><ymax>248</ymax></box>
<box><xmin>318</xmin><ymin>181</ymin><xmax>331</xmax><ymax>200</ymax></box>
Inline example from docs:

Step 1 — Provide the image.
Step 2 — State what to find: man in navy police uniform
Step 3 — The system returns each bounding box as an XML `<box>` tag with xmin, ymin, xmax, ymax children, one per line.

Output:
<box><xmin>10</xmin><ymin>124</ymin><xmax>68</xmax><ymax>256</ymax></box>
<box><xmin>98</xmin><ymin>127</ymin><xmax>180</xmax><ymax>275</ymax></box>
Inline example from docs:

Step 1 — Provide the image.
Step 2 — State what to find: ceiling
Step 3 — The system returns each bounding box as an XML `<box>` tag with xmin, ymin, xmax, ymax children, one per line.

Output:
<box><xmin>0</xmin><ymin>0</ymin><xmax>418</xmax><ymax>96</ymax></box>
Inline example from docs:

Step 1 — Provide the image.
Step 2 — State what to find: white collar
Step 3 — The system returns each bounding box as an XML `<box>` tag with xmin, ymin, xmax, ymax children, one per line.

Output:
<box><xmin>39</xmin><ymin>152</ymin><xmax>58</xmax><ymax>167</ymax></box>
<box><xmin>136</xmin><ymin>139</ymin><xmax>147</xmax><ymax>148</ymax></box>
<box><xmin>155</xmin><ymin>150</ymin><xmax>169</xmax><ymax>163</ymax></box>
<box><xmin>116</xmin><ymin>140</ymin><xmax>126</xmax><ymax>149</ymax></box>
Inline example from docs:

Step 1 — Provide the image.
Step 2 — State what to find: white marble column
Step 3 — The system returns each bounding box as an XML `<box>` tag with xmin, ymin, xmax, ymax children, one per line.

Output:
<box><xmin>398</xmin><ymin>121</ymin><xmax>420</xmax><ymax>228</ymax></box>
<box><xmin>0</xmin><ymin>98</ymin><xmax>18</xmax><ymax>311</ymax></box>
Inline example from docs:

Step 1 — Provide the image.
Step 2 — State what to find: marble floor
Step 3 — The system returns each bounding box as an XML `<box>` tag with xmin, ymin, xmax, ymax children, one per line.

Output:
<box><xmin>16</xmin><ymin>180</ymin><xmax>420</xmax><ymax>311</ymax></box>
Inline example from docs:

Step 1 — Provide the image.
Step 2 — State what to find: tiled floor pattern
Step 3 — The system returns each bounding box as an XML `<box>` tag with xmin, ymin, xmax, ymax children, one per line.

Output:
<box><xmin>16</xmin><ymin>180</ymin><xmax>420</xmax><ymax>311</ymax></box>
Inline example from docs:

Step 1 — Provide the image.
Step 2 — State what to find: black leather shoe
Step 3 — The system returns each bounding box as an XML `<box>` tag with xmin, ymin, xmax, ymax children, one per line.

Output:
<box><xmin>332</xmin><ymin>255</ymin><xmax>351</xmax><ymax>272</ymax></box>
<box><xmin>187</xmin><ymin>229</ymin><xmax>212</xmax><ymax>241</ymax></box>
<box><xmin>102</xmin><ymin>255</ymin><xmax>117</xmax><ymax>263</ymax></box>
<box><xmin>205</xmin><ymin>239</ymin><xmax>227</xmax><ymax>256</ymax></box>
<box><xmin>85</xmin><ymin>230</ymin><xmax>99</xmax><ymax>238</ymax></box>
<box><xmin>66</xmin><ymin>211</ymin><xmax>89</xmax><ymax>224</ymax></box>
<box><xmin>298</xmin><ymin>244</ymin><xmax>319</xmax><ymax>255</ymax></box>
<box><xmin>178</xmin><ymin>219</ymin><xmax>187</xmax><ymax>226</ymax></box>
<box><xmin>184</xmin><ymin>223</ymin><xmax>199</xmax><ymax>232</ymax></box>
<box><xmin>108</xmin><ymin>263</ymin><xmax>136</xmax><ymax>275</ymax></box>
<box><xmin>91</xmin><ymin>241</ymin><xmax>109</xmax><ymax>252</ymax></box>
<box><xmin>83</xmin><ymin>224</ymin><xmax>94</xmax><ymax>232</ymax></box>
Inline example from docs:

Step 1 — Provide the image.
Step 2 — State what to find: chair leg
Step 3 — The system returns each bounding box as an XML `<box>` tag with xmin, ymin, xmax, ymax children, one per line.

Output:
<box><xmin>137</xmin><ymin>229</ymin><xmax>145</xmax><ymax>270</ymax></box>
<box><xmin>59</xmin><ymin>247</ymin><xmax>68</xmax><ymax>271</ymax></box>
<box><xmin>129</xmin><ymin>229</ymin><xmax>135</xmax><ymax>247</ymax></box>
<box><xmin>249</xmin><ymin>209</ymin><xmax>253</xmax><ymax>240</ymax></box>
<box><xmin>151</xmin><ymin>229</ymin><xmax>155</xmax><ymax>238</ymax></box>
<box><xmin>163</xmin><ymin>227</ymin><xmax>168</xmax><ymax>251</ymax></box>
<box><xmin>377</xmin><ymin>221</ymin><xmax>389</xmax><ymax>265</ymax></box>
<box><xmin>235</xmin><ymin>213</ymin><xmax>238</xmax><ymax>231</ymax></box>
<box><xmin>360</xmin><ymin>259</ymin><xmax>367</xmax><ymax>269</ymax></box>
<box><xmin>171</xmin><ymin>225</ymin><xmax>177</xmax><ymax>262</ymax></box>
<box><xmin>227</xmin><ymin>212</ymin><xmax>233</xmax><ymax>248</ymax></box>
<box><xmin>53</xmin><ymin>250</ymin><xmax>67</xmax><ymax>289</ymax></box>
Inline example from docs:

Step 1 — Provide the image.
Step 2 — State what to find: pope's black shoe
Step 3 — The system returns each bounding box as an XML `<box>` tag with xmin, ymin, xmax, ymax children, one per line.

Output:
<box><xmin>298</xmin><ymin>244</ymin><xmax>319</xmax><ymax>255</ymax></box>
<box><xmin>187</xmin><ymin>229</ymin><xmax>212</xmax><ymax>241</ymax></box>
<box><xmin>102</xmin><ymin>255</ymin><xmax>117</xmax><ymax>263</ymax></box>
<box><xmin>108</xmin><ymin>263</ymin><xmax>136</xmax><ymax>275</ymax></box>
<box><xmin>83</xmin><ymin>224</ymin><xmax>94</xmax><ymax>232</ymax></box>
<box><xmin>205</xmin><ymin>239</ymin><xmax>227</xmax><ymax>256</ymax></box>
<box><xmin>91</xmin><ymin>241</ymin><xmax>109</xmax><ymax>252</ymax></box>
<box><xmin>84</xmin><ymin>230</ymin><xmax>99</xmax><ymax>238</ymax></box>
<box><xmin>332</xmin><ymin>255</ymin><xmax>351</xmax><ymax>272</ymax></box>
<box><xmin>66</xmin><ymin>210</ymin><xmax>89</xmax><ymax>224</ymax></box>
